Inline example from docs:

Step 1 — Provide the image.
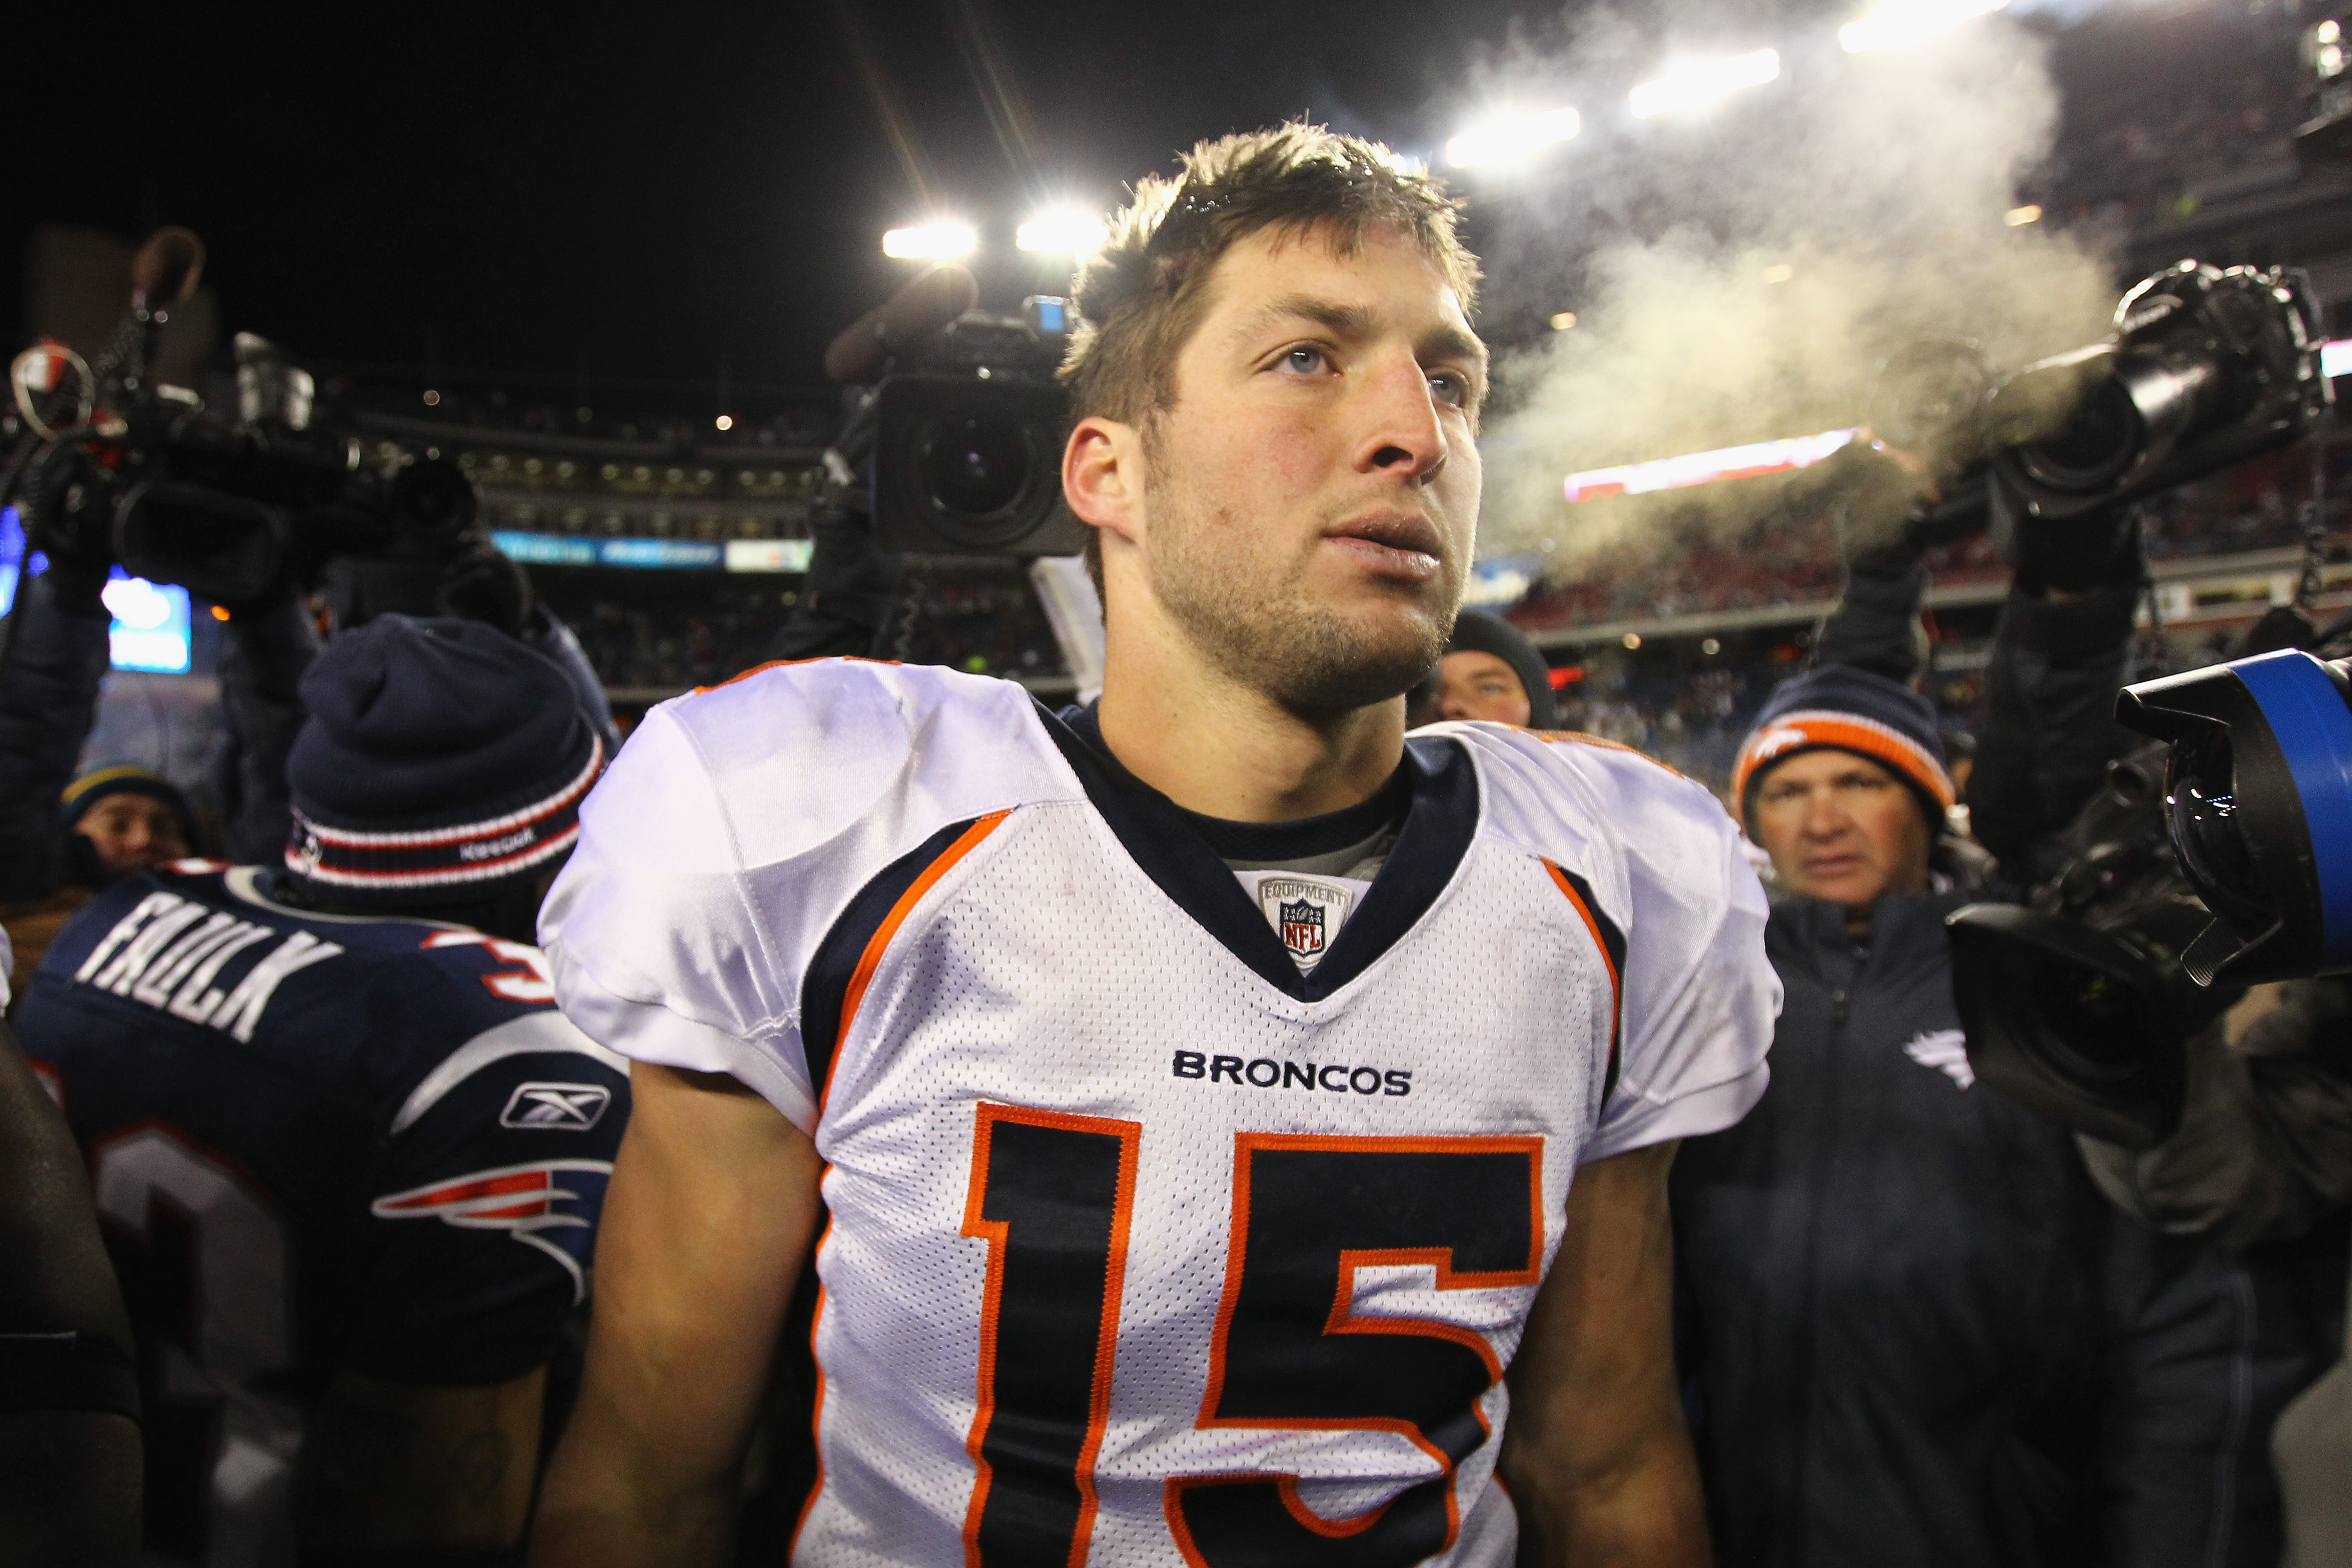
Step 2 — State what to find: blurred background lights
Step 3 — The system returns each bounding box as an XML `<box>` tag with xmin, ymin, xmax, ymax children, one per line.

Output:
<box><xmin>1839</xmin><ymin>0</ymin><xmax>2009</xmax><ymax>56</ymax></box>
<box><xmin>1015</xmin><ymin>209</ymin><xmax>1108</xmax><ymax>253</ymax></box>
<box><xmin>102</xmin><ymin>575</ymin><xmax>174</xmax><ymax>630</ymax></box>
<box><xmin>1444</xmin><ymin>106</ymin><xmax>1581</xmax><ymax>170</ymax></box>
<box><xmin>882</xmin><ymin>222</ymin><xmax>977</xmax><ymax>260</ymax></box>
<box><xmin>1630</xmin><ymin>49</ymin><xmax>1781</xmax><ymax>118</ymax></box>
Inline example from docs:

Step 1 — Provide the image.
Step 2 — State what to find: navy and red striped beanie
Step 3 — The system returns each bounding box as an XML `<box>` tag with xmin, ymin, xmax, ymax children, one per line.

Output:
<box><xmin>284</xmin><ymin>615</ymin><xmax>602</xmax><ymax>905</ymax></box>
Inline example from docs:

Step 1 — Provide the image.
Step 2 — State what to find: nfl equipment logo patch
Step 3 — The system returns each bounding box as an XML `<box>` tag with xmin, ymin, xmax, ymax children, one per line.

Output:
<box><xmin>1279</xmin><ymin>899</ymin><xmax>1324</xmax><ymax>958</ymax></box>
<box><xmin>1250</xmin><ymin>875</ymin><xmax>1359</xmax><ymax>975</ymax></box>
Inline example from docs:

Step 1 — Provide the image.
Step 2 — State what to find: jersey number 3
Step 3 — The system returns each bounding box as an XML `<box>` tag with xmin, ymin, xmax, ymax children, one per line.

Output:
<box><xmin>961</xmin><ymin>1107</ymin><xmax>1541</xmax><ymax>1568</ymax></box>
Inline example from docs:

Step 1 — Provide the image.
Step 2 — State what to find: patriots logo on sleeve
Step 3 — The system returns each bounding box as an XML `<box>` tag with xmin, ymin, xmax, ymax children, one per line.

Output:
<box><xmin>371</xmin><ymin>1160</ymin><xmax>613</xmax><ymax>1300</ymax></box>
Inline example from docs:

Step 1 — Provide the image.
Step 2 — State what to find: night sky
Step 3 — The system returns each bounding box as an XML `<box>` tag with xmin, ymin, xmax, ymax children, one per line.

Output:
<box><xmin>7</xmin><ymin>0</ymin><xmax>1594</xmax><ymax>400</ymax></box>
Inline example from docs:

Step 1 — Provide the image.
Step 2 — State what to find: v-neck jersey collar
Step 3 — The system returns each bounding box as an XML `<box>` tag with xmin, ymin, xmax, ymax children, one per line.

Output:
<box><xmin>1035</xmin><ymin>702</ymin><xmax>1480</xmax><ymax>1001</ymax></box>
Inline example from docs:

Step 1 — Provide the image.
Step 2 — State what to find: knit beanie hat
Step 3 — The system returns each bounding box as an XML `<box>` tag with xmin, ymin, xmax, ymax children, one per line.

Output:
<box><xmin>1446</xmin><ymin>609</ymin><xmax>1560</xmax><ymax>729</ymax></box>
<box><xmin>284</xmin><ymin>616</ymin><xmax>603</xmax><ymax>905</ymax></box>
<box><xmin>62</xmin><ymin>764</ymin><xmax>201</xmax><ymax>850</ymax></box>
<box><xmin>1731</xmin><ymin>663</ymin><xmax>1953</xmax><ymax>833</ymax></box>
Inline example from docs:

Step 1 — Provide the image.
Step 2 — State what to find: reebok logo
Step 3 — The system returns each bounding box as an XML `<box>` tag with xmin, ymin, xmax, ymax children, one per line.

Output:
<box><xmin>499</xmin><ymin>1082</ymin><xmax>613</xmax><ymax>1130</ymax></box>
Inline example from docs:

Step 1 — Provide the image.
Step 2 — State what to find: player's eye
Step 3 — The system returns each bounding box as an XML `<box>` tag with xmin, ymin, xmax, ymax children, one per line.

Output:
<box><xmin>1279</xmin><ymin>345</ymin><xmax>1328</xmax><ymax>376</ymax></box>
<box><xmin>1429</xmin><ymin>371</ymin><xmax>1469</xmax><ymax>407</ymax></box>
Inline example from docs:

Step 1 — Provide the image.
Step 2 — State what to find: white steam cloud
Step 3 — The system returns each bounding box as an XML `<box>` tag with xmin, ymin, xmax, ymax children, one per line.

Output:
<box><xmin>1466</xmin><ymin>7</ymin><xmax>2118</xmax><ymax>565</ymax></box>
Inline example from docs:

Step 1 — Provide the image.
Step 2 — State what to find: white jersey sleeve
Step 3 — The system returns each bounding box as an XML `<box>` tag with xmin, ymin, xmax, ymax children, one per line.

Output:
<box><xmin>1439</xmin><ymin>725</ymin><xmax>1781</xmax><ymax>1162</ymax></box>
<box><xmin>538</xmin><ymin>661</ymin><xmax>1082</xmax><ymax>1130</ymax></box>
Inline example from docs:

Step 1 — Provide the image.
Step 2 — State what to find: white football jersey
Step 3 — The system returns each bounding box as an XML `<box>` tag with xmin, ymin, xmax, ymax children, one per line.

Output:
<box><xmin>542</xmin><ymin>660</ymin><xmax>1778</xmax><ymax>1568</ymax></box>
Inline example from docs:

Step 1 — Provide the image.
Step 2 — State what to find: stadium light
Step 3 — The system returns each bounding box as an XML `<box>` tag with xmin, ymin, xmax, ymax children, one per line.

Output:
<box><xmin>1017</xmin><ymin>209</ymin><xmax>1108</xmax><ymax>254</ymax></box>
<box><xmin>1445</xmin><ymin>107</ymin><xmax>1581</xmax><ymax>169</ymax></box>
<box><xmin>1563</xmin><ymin>427</ymin><xmax>1859</xmax><ymax>503</ymax></box>
<box><xmin>1629</xmin><ymin>50</ymin><xmax>1780</xmax><ymax>119</ymax></box>
<box><xmin>882</xmin><ymin>223</ymin><xmax>977</xmax><ymax>260</ymax></box>
<box><xmin>2323</xmin><ymin>337</ymin><xmax>2352</xmax><ymax>378</ymax></box>
<box><xmin>1839</xmin><ymin>0</ymin><xmax>2008</xmax><ymax>55</ymax></box>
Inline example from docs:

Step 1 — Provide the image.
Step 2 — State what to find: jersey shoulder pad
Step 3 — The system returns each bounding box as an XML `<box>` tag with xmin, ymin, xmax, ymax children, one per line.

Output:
<box><xmin>541</xmin><ymin>660</ymin><xmax>1082</xmax><ymax>1125</ymax></box>
<box><xmin>1431</xmin><ymin>721</ymin><xmax>1734</xmax><ymax>919</ymax></box>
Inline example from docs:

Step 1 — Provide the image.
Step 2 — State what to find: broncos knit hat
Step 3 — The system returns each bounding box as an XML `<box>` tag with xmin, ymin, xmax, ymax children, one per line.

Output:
<box><xmin>284</xmin><ymin>615</ymin><xmax>603</xmax><ymax>905</ymax></box>
<box><xmin>1446</xmin><ymin>609</ymin><xmax>1560</xmax><ymax>729</ymax></box>
<box><xmin>1731</xmin><ymin>663</ymin><xmax>1953</xmax><ymax>832</ymax></box>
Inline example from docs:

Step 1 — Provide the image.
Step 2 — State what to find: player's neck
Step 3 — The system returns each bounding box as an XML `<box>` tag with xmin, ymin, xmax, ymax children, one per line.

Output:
<box><xmin>1095</xmin><ymin>604</ymin><xmax>1405</xmax><ymax>826</ymax></box>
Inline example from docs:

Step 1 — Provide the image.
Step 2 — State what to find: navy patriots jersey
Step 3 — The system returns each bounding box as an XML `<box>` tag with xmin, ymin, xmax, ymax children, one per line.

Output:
<box><xmin>12</xmin><ymin>861</ymin><xmax>630</xmax><ymax>1568</ymax></box>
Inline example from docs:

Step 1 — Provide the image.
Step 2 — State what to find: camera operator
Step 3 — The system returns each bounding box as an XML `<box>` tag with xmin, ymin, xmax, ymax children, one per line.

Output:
<box><xmin>1670</xmin><ymin>491</ymin><xmax>2326</xmax><ymax>1565</ymax></box>
<box><xmin>0</xmin><ymin>527</ymin><xmax>319</xmax><ymax>1001</ymax></box>
<box><xmin>10</xmin><ymin>615</ymin><xmax>629</xmax><ymax>1567</ymax></box>
<box><xmin>2056</xmin><ymin>600</ymin><xmax>2352</xmax><ymax>1568</ymax></box>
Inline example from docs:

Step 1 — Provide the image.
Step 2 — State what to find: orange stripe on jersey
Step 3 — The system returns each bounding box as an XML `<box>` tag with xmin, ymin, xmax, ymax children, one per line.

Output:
<box><xmin>788</xmin><ymin>1270</ymin><xmax>832</xmax><ymax>1554</ymax></box>
<box><xmin>833</xmin><ymin>811</ymin><xmax>1009</xmax><ymax>1062</ymax></box>
<box><xmin>1542</xmin><ymin>860</ymin><xmax>1622</xmax><ymax>1082</ymax></box>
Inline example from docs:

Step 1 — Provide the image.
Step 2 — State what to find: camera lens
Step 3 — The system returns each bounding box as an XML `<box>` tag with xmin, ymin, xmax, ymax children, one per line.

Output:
<box><xmin>918</xmin><ymin>416</ymin><xmax>1035</xmax><ymax>523</ymax></box>
<box><xmin>389</xmin><ymin>455</ymin><xmax>477</xmax><ymax>545</ymax></box>
<box><xmin>2015</xmin><ymin>377</ymin><xmax>2141</xmax><ymax>492</ymax></box>
<box><xmin>2166</xmin><ymin>730</ymin><xmax>2272</xmax><ymax>930</ymax></box>
<box><xmin>2030</xmin><ymin>960</ymin><xmax>2144</xmax><ymax>1079</ymax></box>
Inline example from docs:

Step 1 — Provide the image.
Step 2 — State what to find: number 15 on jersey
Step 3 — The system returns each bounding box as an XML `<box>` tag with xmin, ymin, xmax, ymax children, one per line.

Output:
<box><xmin>958</xmin><ymin>1103</ymin><xmax>1542</xmax><ymax>1568</ymax></box>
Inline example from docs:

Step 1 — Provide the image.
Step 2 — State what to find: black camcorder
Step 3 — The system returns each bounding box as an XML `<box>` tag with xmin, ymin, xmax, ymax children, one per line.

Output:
<box><xmin>824</xmin><ymin>264</ymin><xmax>1086</xmax><ymax>558</ymax></box>
<box><xmin>5</xmin><ymin>228</ymin><xmax>492</xmax><ymax>617</ymax></box>
<box><xmin>1950</xmin><ymin>646</ymin><xmax>2352</xmax><ymax>1148</ymax></box>
<box><xmin>1948</xmin><ymin>750</ymin><xmax>2244</xmax><ymax>1148</ymax></box>
<box><xmin>2117</xmin><ymin>649</ymin><xmax>2352</xmax><ymax>987</ymax></box>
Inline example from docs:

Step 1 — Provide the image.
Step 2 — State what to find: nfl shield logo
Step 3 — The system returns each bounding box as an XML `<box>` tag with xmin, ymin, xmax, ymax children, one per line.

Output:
<box><xmin>1279</xmin><ymin>898</ymin><xmax>1325</xmax><ymax>958</ymax></box>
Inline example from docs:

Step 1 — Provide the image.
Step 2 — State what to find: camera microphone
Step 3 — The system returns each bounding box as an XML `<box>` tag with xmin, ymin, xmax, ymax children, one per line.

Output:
<box><xmin>824</xmin><ymin>264</ymin><xmax>980</xmax><ymax>385</ymax></box>
<box><xmin>130</xmin><ymin>227</ymin><xmax>206</xmax><ymax>315</ymax></box>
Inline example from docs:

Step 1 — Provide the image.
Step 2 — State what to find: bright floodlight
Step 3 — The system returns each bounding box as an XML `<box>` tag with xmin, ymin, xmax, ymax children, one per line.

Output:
<box><xmin>1840</xmin><ymin>0</ymin><xmax>2008</xmax><ymax>54</ymax></box>
<box><xmin>1630</xmin><ymin>50</ymin><xmax>1780</xmax><ymax>118</ymax></box>
<box><xmin>1445</xmin><ymin>107</ymin><xmax>1581</xmax><ymax>169</ymax></box>
<box><xmin>1016</xmin><ymin>210</ymin><xmax>1108</xmax><ymax>254</ymax></box>
<box><xmin>882</xmin><ymin>223</ymin><xmax>977</xmax><ymax>260</ymax></box>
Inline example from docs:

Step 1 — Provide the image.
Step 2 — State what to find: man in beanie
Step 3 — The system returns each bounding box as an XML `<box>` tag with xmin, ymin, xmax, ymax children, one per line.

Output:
<box><xmin>1671</xmin><ymin>513</ymin><xmax>2325</xmax><ymax>1566</ymax></box>
<box><xmin>12</xmin><ymin>615</ymin><xmax>628</xmax><ymax>1566</ymax></box>
<box><xmin>1431</xmin><ymin>607</ymin><xmax>1559</xmax><ymax>729</ymax></box>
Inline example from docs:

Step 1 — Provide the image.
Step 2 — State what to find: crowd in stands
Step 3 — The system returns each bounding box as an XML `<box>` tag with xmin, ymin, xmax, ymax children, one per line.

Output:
<box><xmin>541</xmin><ymin>564</ymin><xmax>1068</xmax><ymax>701</ymax></box>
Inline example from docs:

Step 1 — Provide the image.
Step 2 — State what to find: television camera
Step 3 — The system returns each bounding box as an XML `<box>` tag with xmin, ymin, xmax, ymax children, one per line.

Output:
<box><xmin>822</xmin><ymin>263</ymin><xmax>1085</xmax><ymax>557</ymax></box>
<box><xmin>2</xmin><ymin>227</ymin><xmax>500</xmax><ymax>624</ymax></box>
<box><xmin>1931</xmin><ymin>255</ymin><xmax>2340</xmax><ymax>1148</ymax></box>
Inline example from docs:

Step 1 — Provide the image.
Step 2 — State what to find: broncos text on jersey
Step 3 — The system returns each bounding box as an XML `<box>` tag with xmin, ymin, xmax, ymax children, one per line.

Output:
<box><xmin>13</xmin><ymin>862</ymin><xmax>632</xmax><ymax>1568</ymax></box>
<box><xmin>543</xmin><ymin>660</ymin><xmax>1779</xmax><ymax>1568</ymax></box>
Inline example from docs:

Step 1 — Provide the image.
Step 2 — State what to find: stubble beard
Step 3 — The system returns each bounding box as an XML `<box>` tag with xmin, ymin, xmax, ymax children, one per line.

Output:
<box><xmin>1143</xmin><ymin>455</ymin><xmax>1463</xmax><ymax>722</ymax></box>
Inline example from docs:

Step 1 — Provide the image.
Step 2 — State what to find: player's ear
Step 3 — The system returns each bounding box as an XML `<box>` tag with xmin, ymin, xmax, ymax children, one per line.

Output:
<box><xmin>1063</xmin><ymin>415</ymin><xmax>1144</xmax><ymax>549</ymax></box>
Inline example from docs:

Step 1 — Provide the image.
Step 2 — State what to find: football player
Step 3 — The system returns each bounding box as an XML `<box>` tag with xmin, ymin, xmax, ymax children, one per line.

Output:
<box><xmin>13</xmin><ymin>616</ymin><xmax>629</xmax><ymax>1566</ymax></box>
<box><xmin>533</xmin><ymin>124</ymin><xmax>1778</xmax><ymax>1567</ymax></box>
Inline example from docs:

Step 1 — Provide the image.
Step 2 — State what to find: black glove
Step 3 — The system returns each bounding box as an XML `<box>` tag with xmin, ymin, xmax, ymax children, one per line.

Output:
<box><xmin>1997</xmin><ymin>486</ymin><xmax>2143</xmax><ymax>599</ymax></box>
<box><xmin>20</xmin><ymin>448</ymin><xmax>112</xmax><ymax>616</ymax></box>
